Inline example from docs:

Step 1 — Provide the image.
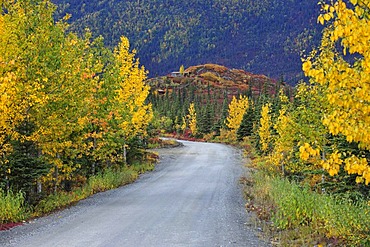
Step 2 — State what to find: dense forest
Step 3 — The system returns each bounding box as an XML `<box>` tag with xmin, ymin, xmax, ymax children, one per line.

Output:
<box><xmin>0</xmin><ymin>0</ymin><xmax>153</xmax><ymax>212</ymax></box>
<box><xmin>51</xmin><ymin>0</ymin><xmax>323</xmax><ymax>83</ymax></box>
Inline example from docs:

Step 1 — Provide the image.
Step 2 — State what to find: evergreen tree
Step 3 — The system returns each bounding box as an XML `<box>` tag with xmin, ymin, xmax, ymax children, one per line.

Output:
<box><xmin>8</xmin><ymin>120</ymin><xmax>49</xmax><ymax>202</ymax></box>
<box><xmin>220</xmin><ymin>92</ymin><xmax>229</xmax><ymax>129</ymax></box>
<box><xmin>198</xmin><ymin>102</ymin><xmax>213</xmax><ymax>135</ymax></box>
<box><xmin>237</xmin><ymin>105</ymin><xmax>255</xmax><ymax>141</ymax></box>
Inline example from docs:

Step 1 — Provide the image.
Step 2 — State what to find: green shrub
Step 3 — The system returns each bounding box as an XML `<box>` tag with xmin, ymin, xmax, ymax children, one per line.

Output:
<box><xmin>2</xmin><ymin>162</ymin><xmax>153</xmax><ymax>222</ymax></box>
<box><xmin>250</xmin><ymin>172</ymin><xmax>370</xmax><ymax>246</ymax></box>
<box><xmin>87</xmin><ymin>168</ymin><xmax>136</xmax><ymax>193</ymax></box>
<box><xmin>0</xmin><ymin>189</ymin><xmax>29</xmax><ymax>224</ymax></box>
<box><xmin>34</xmin><ymin>164</ymin><xmax>151</xmax><ymax>216</ymax></box>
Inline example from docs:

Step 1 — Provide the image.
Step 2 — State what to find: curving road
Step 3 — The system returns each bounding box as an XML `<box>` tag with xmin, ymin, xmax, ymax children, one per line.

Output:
<box><xmin>0</xmin><ymin>140</ymin><xmax>269</xmax><ymax>247</ymax></box>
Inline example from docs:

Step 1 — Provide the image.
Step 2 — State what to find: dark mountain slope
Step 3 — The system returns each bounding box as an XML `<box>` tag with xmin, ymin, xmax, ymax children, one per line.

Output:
<box><xmin>52</xmin><ymin>0</ymin><xmax>322</xmax><ymax>83</ymax></box>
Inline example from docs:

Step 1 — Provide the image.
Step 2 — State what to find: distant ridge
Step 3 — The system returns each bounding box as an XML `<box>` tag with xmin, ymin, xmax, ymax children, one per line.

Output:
<box><xmin>52</xmin><ymin>0</ymin><xmax>322</xmax><ymax>84</ymax></box>
<box><xmin>147</xmin><ymin>64</ymin><xmax>292</xmax><ymax>99</ymax></box>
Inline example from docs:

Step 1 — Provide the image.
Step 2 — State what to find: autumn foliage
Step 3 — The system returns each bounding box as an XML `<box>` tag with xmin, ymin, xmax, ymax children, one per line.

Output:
<box><xmin>302</xmin><ymin>0</ymin><xmax>370</xmax><ymax>184</ymax></box>
<box><xmin>244</xmin><ymin>3</ymin><xmax>370</xmax><ymax>243</ymax></box>
<box><xmin>0</xmin><ymin>0</ymin><xmax>152</xmax><ymax>202</ymax></box>
<box><xmin>226</xmin><ymin>95</ymin><xmax>249</xmax><ymax>140</ymax></box>
<box><xmin>245</xmin><ymin>0</ymin><xmax>369</xmax><ymax>191</ymax></box>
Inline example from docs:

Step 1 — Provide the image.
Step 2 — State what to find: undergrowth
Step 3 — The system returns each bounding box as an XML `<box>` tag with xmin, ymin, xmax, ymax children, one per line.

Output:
<box><xmin>0</xmin><ymin>189</ymin><xmax>30</xmax><ymax>225</ymax></box>
<box><xmin>243</xmin><ymin>169</ymin><xmax>370</xmax><ymax>246</ymax></box>
<box><xmin>34</xmin><ymin>163</ymin><xmax>154</xmax><ymax>216</ymax></box>
<box><xmin>1</xmin><ymin>162</ymin><xmax>155</xmax><ymax>224</ymax></box>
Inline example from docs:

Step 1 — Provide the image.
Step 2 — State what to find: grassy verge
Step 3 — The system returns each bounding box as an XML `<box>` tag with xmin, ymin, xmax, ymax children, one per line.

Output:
<box><xmin>147</xmin><ymin>137</ymin><xmax>183</xmax><ymax>149</ymax></box>
<box><xmin>1</xmin><ymin>162</ymin><xmax>155</xmax><ymax>225</ymax></box>
<box><xmin>0</xmin><ymin>189</ymin><xmax>30</xmax><ymax>225</ymax></box>
<box><xmin>243</xmin><ymin>168</ymin><xmax>370</xmax><ymax>246</ymax></box>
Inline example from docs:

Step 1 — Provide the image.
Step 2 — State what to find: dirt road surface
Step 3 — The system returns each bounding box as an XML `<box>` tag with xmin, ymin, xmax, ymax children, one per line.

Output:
<box><xmin>0</xmin><ymin>140</ymin><xmax>269</xmax><ymax>247</ymax></box>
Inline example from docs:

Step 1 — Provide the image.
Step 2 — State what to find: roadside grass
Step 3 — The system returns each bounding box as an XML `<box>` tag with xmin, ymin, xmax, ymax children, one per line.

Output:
<box><xmin>0</xmin><ymin>161</ymin><xmax>156</xmax><ymax>225</ymax></box>
<box><xmin>34</xmin><ymin>162</ymin><xmax>154</xmax><ymax>216</ymax></box>
<box><xmin>147</xmin><ymin>137</ymin><xmax>182</xmax><ymax>149</ymax></box>
<box><xmin>243</xmin><ymin>167</ymin><xmax>370</xmax><ymax>246</ymax></box>
<box><xmin>0</xmin><ymin>189</ymin><xmax>30</xmax><ymax>225</ymax></box>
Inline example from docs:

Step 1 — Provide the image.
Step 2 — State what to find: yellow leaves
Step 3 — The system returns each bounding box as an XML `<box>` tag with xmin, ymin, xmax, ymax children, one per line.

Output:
<box><xmin>267</xmin><ymin>104</ymin><xmax>297</xmax><ymax>171</ymax></box>
<box><xmin>299</xmin><ymin>143</ymin><xmax>320</xmax><ymax>162</ymax></box>
<box><xmin>181</xmin><ymin>116</ymin><xmax>187</xmax><ymax>132</ymax></box>
<box><xmin>114</xmin><ymin>35</ymin><xmax>153</xmax><ymax>139</ymax></box>
<box><xmin>180</xmin><ymin>103</ymin><xmax>197</xmax><ymax>135</ymax></box>
<box><xmin>302</xmin><ymin>60</ymin><xmax>312</xmax><ymax>73</ymax></box>
<box><xmin>324</xmin><ymin>13</ymin><xmax>332</xmax><ymax>21</ymax></box>
<box><xmin>318</xmin><ymin>15</ymin><xmax>325</xmax><ymax>25</ymax></box>
<box><xmin>321</xmin><ymin>151</ymin><xmax>343</xmax><ymax>176</ymax></box>
<box><xmin>259</xmin><ymin>103</ymin><xmax>272</xmax><ymax>153</ymax></box>
<box><xmin>188</xmin><ymin>103</ymin><xmax>197</xmax><ymax>135</ymax></box>
<box><xmin>77</xmin><ymin>116</ymin><xmax>88</xmax><ymax>127</ymax></box>
<box><xmin>304</xmin><ymin>0</ymin><xmax>370</xmax><ymax>151</ymax></box>
<box><xmin>273</xmin><ymin>109</ymin><xmax>293</xmax><ymax>155</ymax></box>
<box><xmin>344</xmin><ymin>155</ymin><xmax>366</xmax><ymax>174</ymax></box>
<box><xmin>299</xmin><ymin>146</ymin><xmax>310</xmax><ymax>161</ymax></box>
<box><xmin>226</xmin><ymin>95</ymin><xmax>249</xmax><ymax>137</ymax></box>
<box><xmin>69</xmin><ymin>39</ymin><xmax>78</xmax><ymax>46</ymax></box>
<box><xmin>318</xmin><ymin>3</ymin><xmax>336</xmax><ymax>25</ymax></box>
<box><xmin>339</xmin><ymin>0</ymin><xmax>347</xmax><ymax>10</ymax></box>
<box><xmin>355</xmin><ymin>5</ymin><xmax>365</xmax><ymax>16</ymax></box>
<box><xmin>303</xmin><ymin>62</ymin><xmax>325</xmax><ymax>82</ymax></box>
<box><xmin>344</xmin><ymin>155</ymin><xmax>370</xmax><ymax>184</ymax></box>
<box><xmin>350</xmin><ymin>0</ymin><xmax>358</xmax><ymax>5</ymax></box>
<box><xmin>324</xmin><ymin>106</ymin><xmax>370</xmax><ymax>149</ymax></box>
<box><xmin>0</xmin><ymin>0</ymin><xmax>155</xmax><ymax>193</ymax></box>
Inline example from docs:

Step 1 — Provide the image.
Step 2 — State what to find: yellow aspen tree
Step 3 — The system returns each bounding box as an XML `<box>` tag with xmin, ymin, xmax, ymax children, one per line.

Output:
<box><xmin>290</xmin><ymin>83</ymin><xmax>334</xmax><ymax>187</ymax></box>
<box><xmin>179</xmin><ymin>65</ymin><xmax>185</xmax><ymax>75</ymax></box>
<box><xmin>181</xmin><ymin>116</ymin><xmax>187</xmax><ymax>134</ymax></box>
<box><xmin>294</xmin><ymin>84</ymin><xmax>328</xmax><ymax>166</ymax></box>
<box><xmin>112</xmin><ymin>36</ymin><xmax>153</xmax><ymax>163</ymax></box>
<box><xmin>115</xmin><ymin>36</ymin><xmax>153</xmax><ymax>136</ymax></box>
<box><xmin>269</xmin><ymin>91</ymin><xmax>294</xmax><ymax>171</ymax></box>
<box><xmin>0</xmin><ymin>14</ymin><xmax>21</xmax><ymax>164</ymax></box>
<box><xmin>0</xmin><ymin>0</ymin><xmax>101</xmax><ymax>190</ymax></box>
<box><xmin>226</xmin><ymin>95</ymin><xmax>249</xmax><ymax>140</ymax></box>
<box><xmin>78</xmin><ymin>36</ymin><xmax>111</xmax><ymax>174</ymax></box>
<box><xmin>258</xmin><ymin>103</ymin><xmax>272</xmax><ymax>153</ymax></box>
<box><xmin>0</xmin><ymin>0</ymin><xmax>155</xmax><ymax>194</ymax></box>
<box><xmin>302</xmin><ymin>0</ymin><xmax>370</xmax><ymax>184</ymax></box>
<box><xmin>187</xmin><ymin>103</ymin><xmax>197</xmax><ymax>136</ymax></box>
<box><xmin>269</xmin><ymin>107</ymin><xmax>305</xmax><ymax>176</ymax></box>
<box><xmin>0</xmin><ymin>0</ymin><xmax>66</xmax><ymax>191</ymax></box>
<box><xmin>37</xmin><ymin>33</ymin><xmax>99</xmax><ymax>188</ymax></box>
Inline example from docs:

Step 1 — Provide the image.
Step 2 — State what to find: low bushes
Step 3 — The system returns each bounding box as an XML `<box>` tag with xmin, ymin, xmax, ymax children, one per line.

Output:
<box><xmin>0</xmin><ymin>189</ymin><xmax>29</xmax><ymax>225</ymax></box>
<box><xmin>34</xmin><ymin>164</ymin><xmax>152</xmax><ymax>216</ymax></box>
<box><xmin>1</xmin><ymin>162</ymin><xmax>154</xmax><ymax>223</ymax></box>
<box><xmin>246</xmin><ymin>170</ymin><xmax>370</xmax><ymax>246</ymax></box>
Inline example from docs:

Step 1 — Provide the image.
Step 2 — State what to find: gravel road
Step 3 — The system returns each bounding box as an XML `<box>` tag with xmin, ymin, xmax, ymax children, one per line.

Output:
<box><xmin>0</xmin><ymin>140</ymin><xmax>269</xmax><ymax>247</ymax></box>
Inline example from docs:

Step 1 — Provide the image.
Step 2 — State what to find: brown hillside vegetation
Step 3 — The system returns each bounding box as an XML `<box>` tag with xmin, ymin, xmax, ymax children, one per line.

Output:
<box><xmin>147</xmin><ymin>64</ymin><xmax>291</xmax><ymax>99</ymax></box>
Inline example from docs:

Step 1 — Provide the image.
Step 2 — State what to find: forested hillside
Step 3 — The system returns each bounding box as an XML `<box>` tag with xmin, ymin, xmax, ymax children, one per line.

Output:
<box><xmin>51</xmin><ymin>0</ymin><xmax>322</xmax><ymax>83</ymax></box>
<box><xmin>148</xmin><ymin>64</ymin><xmax>292</xmax><ymax>138</ymax></box>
